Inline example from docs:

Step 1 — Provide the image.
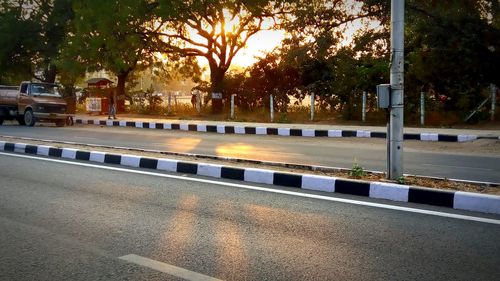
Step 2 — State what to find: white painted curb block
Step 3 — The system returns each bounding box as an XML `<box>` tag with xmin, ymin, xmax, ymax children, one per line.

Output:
<box><xmin>89</xmin><ymin>151</ymin><xmax>106</xmax><ymax>163</ymax></box>
<box><xmin>235</xmin><ymin>126</ymin><xmax>245</xmax><ymax>134</ymax></box>
<box><xmin>302</xmin><ymin>129</ymin><xmax>315</xmax><ymax>137</ymax></box>
<box><xmin>36</xmin><ymin>145</ymin><xmax>53</xmax><ymax>156</ymax></box>
<box><xmin>301</xmin><ymin>174</ymin><xmax>336</xmax><ymax>192</ymax></box>
<box><xmin>370</xmin><ymin>182</ymin><xmax>409</xmax><ymax>202</ymax></box>
<box><xmin>421</xmin><ymin>133</ymin><xmax>439</xmax><ymax>141</ymax></box>
<box><xmin>120</xmin><ymin>155</ymin><xmax>141</xmax><ymax>167</ymax></box>
<box><xmin>197</xmin><ymin>163</ymin><xmax>222</xmax><ymax>178</ymax></box>
<box><xmin>157</xmin><ymin>159</ymin><xmax>178</xmax><ymax>172</ymax></box>
<box><xmin>256</xmin><ymin>127</ymin><xmax>267</xmax><ymax>135</ymax></box>
<box><xmin>14</xmin><ymin>143</ymin><xmax>26</xmax><ymax>153</ymax></box>
<box><xmin>328</xmin><ymin>130</ymin><xmax>342</xmax><ymax>137</ymax></box>
<box><xmin>278</xmin><ymin>128</ymin><xmax>290</xmax><ymax>136</ymax></box>
<box><xmin>62</xmin><ymin>148</ymin><xmax>78</xmax><ymax>159</ymax></box>
<box><xmin>197</xmin><ymin>124</ymin><xmax>207</xmax><ymax>132</ymax></box>
<box><xmin>244</xmin><ymin>168</ymin><xmax>274</xmax><ymax>185</ymax></box>
<box><xmin>454</xmin><ymin>192</ymin><xmax>500</xmax><ymax>214</ymax></box>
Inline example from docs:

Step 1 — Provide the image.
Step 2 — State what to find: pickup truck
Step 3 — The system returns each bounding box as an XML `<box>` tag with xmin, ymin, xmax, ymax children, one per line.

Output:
<box><xmin>0</xmin><ymin>81</ymin><xmax>71</xmax><ymax>127</ymax></box>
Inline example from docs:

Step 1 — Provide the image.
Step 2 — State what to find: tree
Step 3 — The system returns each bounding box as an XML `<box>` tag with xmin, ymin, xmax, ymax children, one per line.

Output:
<box><xmin>404</xmin><ymin>0</ymin><xmax>499</xmax><ymax>114</ymax></box>
<box><xmin>150</xmin><ymin>0</ymin><xmax>287</xmax><ymax>113</ymax></box>
<box><xmin>0</xmin><ymin>0</ymin><xmax>73</xmax><ymax>84</ymax></box>
<box><xmin>62</xmin><ymin>0</ymin><xmax>160</xmax><ymax>99</ymax></box>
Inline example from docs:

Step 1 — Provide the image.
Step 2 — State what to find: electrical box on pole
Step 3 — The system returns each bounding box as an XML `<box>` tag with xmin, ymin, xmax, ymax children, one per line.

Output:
<box><xmin>376</xmin><ymin>84</ymin><xmax>391</xmax><ymax>109</ymax></box>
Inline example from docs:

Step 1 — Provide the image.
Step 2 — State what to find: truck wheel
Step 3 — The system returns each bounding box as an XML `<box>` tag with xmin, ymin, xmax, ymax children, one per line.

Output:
<box><xmin>17</xmin><ymin>116</ymin><xmax>26</xmax><ymax>125</ymax></box>
<box><xmin>24</xmin><ymin>109</ymin><xmax>35</xmax><ymax>127</ymax></box>
<box><xmin>55</xmin><ymin>119</ymin><xmax>65</xmax><ymax>127</ymax></box>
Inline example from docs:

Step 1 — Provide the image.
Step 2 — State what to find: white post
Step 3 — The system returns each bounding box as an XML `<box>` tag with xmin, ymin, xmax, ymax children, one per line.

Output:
<box><xmin>362</xmin><ymin>91</ymin><xmax>367</xmax><ymax>122</ymax></box>
<box><xmin>167</xmin><ymin>92</ymin><xmax>172</xmax><ymax>114</ymax></box>
<box><xmin>310</xmin><ymin>93</ymin><xmax>315</xmax><ymax>121</ymax></box>
<box><xmin>388</xmin><ymin>0</ymin><xmax>405</xmax><ymax>180</ymax></box>
<box><xmin>420</xmin><ymin>91</ymin><xmax>425</xmax><ymax>126</ymax></box>
<box><xmin>230</xmin><ymin>94</ymin><xmax>235</xmax><ymax>119</ymax></box>
<box><xmin>270</xmin><ymin>94</ymin><xmax>274</xmax><ymax>122</ymax></box>
<box><xmin>491</xmin><ymin>84</ymin><xmax>497</xmax><ymax>121</ymax></box>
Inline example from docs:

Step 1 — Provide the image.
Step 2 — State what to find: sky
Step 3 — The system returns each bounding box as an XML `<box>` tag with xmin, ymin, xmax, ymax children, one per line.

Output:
<box><xmin>228</xmin><ymin>29</ymin><xmax>286</xmax><ymax>68</ymax></box>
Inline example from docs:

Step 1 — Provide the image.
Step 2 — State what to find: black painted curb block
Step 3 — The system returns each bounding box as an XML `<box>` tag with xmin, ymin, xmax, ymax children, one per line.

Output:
<box><xmin>75</xmin><ymin>119</ymin><xmax>483</xmax><ymax>142</ymax></box>
<box><xmin>2</xmin><ymin>140</ymin><xmax>499</xmax><ymax>215</ymax></box>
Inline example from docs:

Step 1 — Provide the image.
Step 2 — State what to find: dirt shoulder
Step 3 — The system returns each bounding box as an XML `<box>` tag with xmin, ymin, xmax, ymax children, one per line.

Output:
<box><xmin>2</xmin><ymin>136</ymin><xmax>499</xmax><ymax>195</ymax></box>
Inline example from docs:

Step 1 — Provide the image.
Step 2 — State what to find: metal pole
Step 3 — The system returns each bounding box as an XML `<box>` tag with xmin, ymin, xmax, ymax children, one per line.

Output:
<box><xmin>230</xmin><ymin>94</ymin><xmax>235</xmax><ymax>119</ymax></box>
<box><xmin>167</xmin><ymin>92</ymin><xmax>172</xmax><ymax>114</ymax></box>
<box><xmin>420</xmin><ymin>91</ymin><xmax>425</xmax><ymax>126</ymax></box>
<box><xmin>310</xmin><ymin>93</ymin><xmax>315</xmax><ymax>121</ymax></box>
<box><xmin>388</xmin><ymin>0</ymin><xmax>405</xmax><ymax>180</ymax></box>
<box><xmin>491</xmin><ymin>84</ymin><xmax>497</xmax><ymax>121</ymax></box>
<box><xmin>270</xmin><ymin>94</ymin><xmax>274</xmax><ymax>122</ymax></box>
<box><xmin>362</xmin><ymin>91</ymin><xmax>366</xmax><ymax>122</ymax></box>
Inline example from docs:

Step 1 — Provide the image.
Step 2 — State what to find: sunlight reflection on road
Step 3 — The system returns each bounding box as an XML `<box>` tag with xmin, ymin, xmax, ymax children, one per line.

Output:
<box><xmin>215</xmin><ymin>143</ymin><xmax>296</xmax><ymax>162</ymax></box>
<box><xmin>166</xmin><ymin>138</ymin><xmax>202</xmax><ymax>153</ymax></box>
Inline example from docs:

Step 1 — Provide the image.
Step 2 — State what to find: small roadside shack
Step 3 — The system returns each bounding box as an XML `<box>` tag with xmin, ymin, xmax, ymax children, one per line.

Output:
<box><xmin>84</xmin><ymin>78</ymin><xmax>125</xmax><ymax>115</ymax></box>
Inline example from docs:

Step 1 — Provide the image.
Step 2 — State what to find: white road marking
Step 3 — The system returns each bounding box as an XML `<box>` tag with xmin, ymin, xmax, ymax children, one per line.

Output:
<box><xmin>119</xmin><ymin>254</ymin><xmax>222</xmax><ymax>281</ymax></box>
<box><xmin>422</xmin><ymin>163</ymin><xmax>493</xmax><ymax>171</ymax></box>
<box><xmin>1</xmin><ymin>152</ymin><xmax>499</xmax><ymax>225</ymax></box>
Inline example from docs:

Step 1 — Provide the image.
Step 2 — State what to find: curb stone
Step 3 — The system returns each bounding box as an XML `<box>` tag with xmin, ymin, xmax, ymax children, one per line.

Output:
<box><xmin>75</xmin><ymin>119</ymin><xmax>485</xmax><ymax>142</ymax></box>
<box><xmin>1</xmin><ymin>140</ymin><xmax>499</xmax><ymax>215</ymax></box>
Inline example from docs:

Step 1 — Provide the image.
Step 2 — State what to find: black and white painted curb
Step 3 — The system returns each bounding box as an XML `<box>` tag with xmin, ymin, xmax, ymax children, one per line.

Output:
<box><xmin>2</xmin><ymin>140</ymin><xmax>499</xmax><ymax>215</ymax></box>
<box><xmin>75</xmin><ymin>119</ymin><xmax>481</xmax><ymax>142</ymax></box>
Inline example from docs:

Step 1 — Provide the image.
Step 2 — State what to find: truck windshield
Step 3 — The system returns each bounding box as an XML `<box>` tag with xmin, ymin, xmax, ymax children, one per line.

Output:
<box><xmin>30</xmin><ymin>83</ymin><xmax>61</xmax><ymax>97</ymax></box>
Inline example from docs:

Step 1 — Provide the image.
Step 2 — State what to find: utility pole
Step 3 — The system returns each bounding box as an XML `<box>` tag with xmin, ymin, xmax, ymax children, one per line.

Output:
<box><xmin>310</xmin><ymin>93</ymin><xmax>315</xmax><ymax>121</ymax></box>
<box><xmin>270</xmin><ymin>94</ymin><xmax>274</xmax><ymax>122</ymax></box>
<box><xmin>420</xmin><ymin>91</ymin><xmax>425</xmax><ymax>126</ymax></box>
<box><xmin>491</xmin><ymin>84</ymin><xmax>497</xmax><ymax>121</ymax></box>
<box><xmin>362</xmin><ymin>91</ymin><xmax>367</xmax><ymax>122</ymax></box>
<box><xmin>388</xmin><ymin>0</ymin><xmax>405</xmax><ymax>180</ymax></box>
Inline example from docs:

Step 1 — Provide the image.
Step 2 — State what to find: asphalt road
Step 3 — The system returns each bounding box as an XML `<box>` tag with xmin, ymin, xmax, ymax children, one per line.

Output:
<box><xmin>0</xmin><ymin>153</ymin><xmax>499</xmax><ymax>280</ymax></box>
<box><xmin>1</xmin><ymin>124</ymin><xmax>500</xmax><ymax>182</ymax></box>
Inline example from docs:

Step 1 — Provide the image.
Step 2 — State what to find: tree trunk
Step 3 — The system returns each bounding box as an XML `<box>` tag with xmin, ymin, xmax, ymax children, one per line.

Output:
<box><xmin>210</xmin><ymin>67</ymin><xmax>225</xmax><ymax>114</ymax></box>
<box><xmin>43</xmin><ymin>63</ymin><xmax>57</xmax><ymax>84</ymax></box>
<box><xmin>116</xmin><ymin>71</ymin><xmax>129</xmax><ymax>113</ymax></box>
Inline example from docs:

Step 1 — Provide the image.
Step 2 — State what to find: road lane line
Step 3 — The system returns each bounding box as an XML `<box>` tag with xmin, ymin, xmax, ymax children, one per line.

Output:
<box><xmin>1</xmin><ymin>152</ymin><xmax>499</xmax><ymax>225</ymax></box>
<box><xmin>422</xmin><ymin>163</ymin><xmax>494</xmax><ymax>171</ymax></box>
<box><xmin>119</xmin><ymin>254</ymin><xmax>222</xmax><ymax>281</ymax></box>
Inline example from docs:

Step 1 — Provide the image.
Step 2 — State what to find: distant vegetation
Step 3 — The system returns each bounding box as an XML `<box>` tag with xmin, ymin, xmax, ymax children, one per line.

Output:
<box><xmin>1</xmin><ymin>0</ymin><xmax>498</xmax><ymax>122</ymax></box>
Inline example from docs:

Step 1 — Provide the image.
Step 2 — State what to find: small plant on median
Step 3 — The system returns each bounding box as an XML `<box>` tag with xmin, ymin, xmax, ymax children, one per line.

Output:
<box><xmin>397</xmin><ymin>176</ymin><xmax>406</xmax><ymax>185</ymax></box>
<box><xmin>349</xmin><ymin>162</ymin><xmax>366</xmax><ymax>178</ymax></box>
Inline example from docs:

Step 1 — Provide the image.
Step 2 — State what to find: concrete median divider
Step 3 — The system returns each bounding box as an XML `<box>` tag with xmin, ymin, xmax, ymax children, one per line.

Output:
<box><xmin>75</xmin><ymin>118</ymin><xmax>485</xmax><ymax>142</ymax></box>
<box><xmin>1</xmin><ymin>140</ymin><xmax>499</xmax><ymax>215</ymax></box>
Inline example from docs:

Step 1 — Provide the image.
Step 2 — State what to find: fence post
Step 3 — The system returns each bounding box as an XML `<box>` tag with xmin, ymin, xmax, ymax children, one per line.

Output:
<box><xmin>310</xmin><ymin>93</ymin><xmax>315</xmax><ymax>121</ymax></box>
<box><xmin>270</xmin><ymin>94</ymin><xmax>274</xmax><ymax>122</ymax></box>
<box><xmin>167</xmin><ymin>92</ymin><xmax>172</xmax><ymax>114</ymax></box>
<box><xmin>362</xmin><ymin>91</ymin><xmax>366</xmax><ymax>122</ymax></box>
<box><xmin>230</xmin><ymin>94</ymin><xmax>235</xmax><ymax>119</ymax></box>
<box><xmin>491</xmin><ymin>84</ymin><xmax>497</xmax><ymax>121</ymax></box>
<box><xmin>420</xmin><ymin>91</ymin><xmax>425</xmax><ymax>126</ymax></box>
